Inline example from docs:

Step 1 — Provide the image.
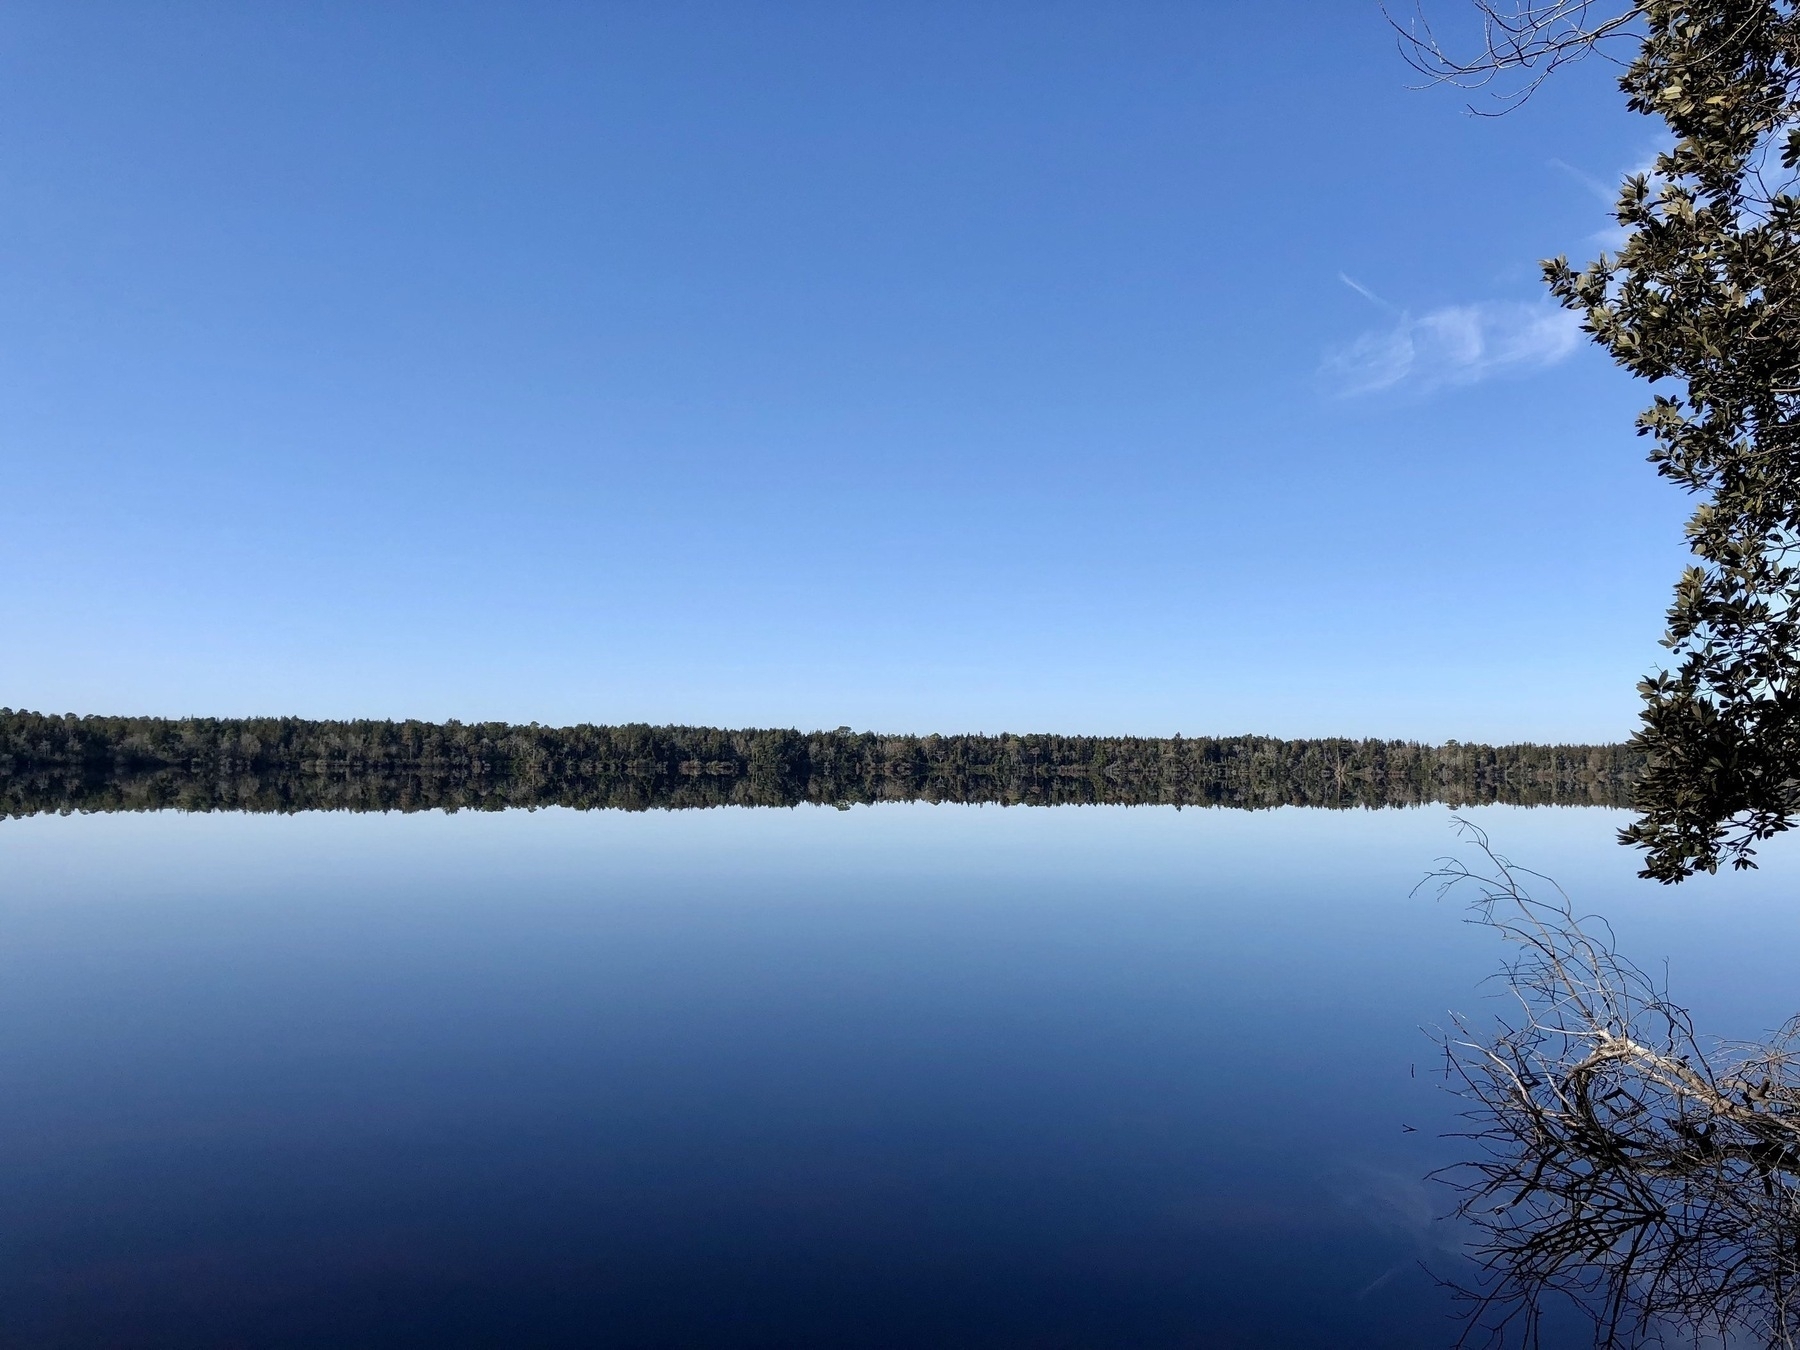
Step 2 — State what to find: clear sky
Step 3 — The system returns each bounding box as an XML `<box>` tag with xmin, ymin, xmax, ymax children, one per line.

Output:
<box><xmin>0</xmin><ymin>2</ymin><xmax>1683</xmax><ymax>741</ymax></box>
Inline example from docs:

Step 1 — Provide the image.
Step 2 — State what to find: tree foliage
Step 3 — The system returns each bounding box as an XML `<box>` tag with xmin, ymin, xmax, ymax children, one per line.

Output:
<box><xmin>1401</xmin><ymin>0</ymin><xmax>1800</xmax><ymax>880</ymax></box>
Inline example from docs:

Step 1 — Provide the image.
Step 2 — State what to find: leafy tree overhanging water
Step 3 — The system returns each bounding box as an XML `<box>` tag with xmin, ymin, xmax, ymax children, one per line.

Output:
<box><xmin>1402</xmin><ymin>0</ymin><xmax>1800</xmax><ymax>879</ymax></box>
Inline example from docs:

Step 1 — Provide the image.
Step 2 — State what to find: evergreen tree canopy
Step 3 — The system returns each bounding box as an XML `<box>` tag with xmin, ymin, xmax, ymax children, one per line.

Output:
<box><xmin>1406</xmin><ymin>1</ymin><xmax>1800</xmax><ymax>879</ymax></box>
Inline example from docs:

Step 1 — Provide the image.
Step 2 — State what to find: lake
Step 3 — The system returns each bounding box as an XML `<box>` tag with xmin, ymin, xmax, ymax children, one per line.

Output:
<box><xmin>2</xmin><ymin>802</ymin><xmax>1796</xmax><ymax>1348</ymax></box>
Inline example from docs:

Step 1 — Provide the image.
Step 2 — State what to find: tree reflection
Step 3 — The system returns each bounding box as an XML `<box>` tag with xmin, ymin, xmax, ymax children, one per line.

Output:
<box><xmin>1431</xmin><ymin>824</ymin><xmax>1800</xmax><ymax>1348</ymax></box>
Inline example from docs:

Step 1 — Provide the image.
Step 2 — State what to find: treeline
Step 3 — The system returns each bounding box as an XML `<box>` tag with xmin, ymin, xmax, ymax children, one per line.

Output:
<box><xmin>0</xmin><ymin>710</ymin><xmax>1643</xmax><ymax>818</ymax></box>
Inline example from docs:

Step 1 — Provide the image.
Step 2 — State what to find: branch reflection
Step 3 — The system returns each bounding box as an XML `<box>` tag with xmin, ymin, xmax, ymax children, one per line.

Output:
<box><xmin>1432</xmin><ymin>824</ymin><xmax>1800</xmax><ymax>1349</ymax></box>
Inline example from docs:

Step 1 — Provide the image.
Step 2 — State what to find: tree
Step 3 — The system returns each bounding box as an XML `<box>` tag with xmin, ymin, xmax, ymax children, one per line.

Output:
<box><xmin>1398</xmin><ymin>1</ymin><xmax>1800</xmax><ymax>880</ymax></box>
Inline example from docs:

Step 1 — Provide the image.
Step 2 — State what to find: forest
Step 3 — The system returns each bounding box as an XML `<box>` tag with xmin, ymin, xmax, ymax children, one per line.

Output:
<box><xmin>0</xmin><ymin>710</ymin><xmax>1642</xmax><ymax>817</ymax></box>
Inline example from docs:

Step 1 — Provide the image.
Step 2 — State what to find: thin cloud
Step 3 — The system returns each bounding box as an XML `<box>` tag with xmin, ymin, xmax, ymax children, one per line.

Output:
<box><xmin>1337</xmin><ymin>272</ymin><xmax>1394</xmax><ymax>310</ymax></box>
<box><xmin>1322</xmin><ymin>300</ymin><xmax>1583</xmax><ymax>396</ymax></box>
<box><xmin>1554</xmin><ymin>145</ymin><xmax>1667</xmax><ymax>201</ymax></box>
<box><xmin>1588</xmin><ymin>222</ymin><xmax>1633</xmax><ymax>251</ymax></box>
<box><xmin>1549</xmin><ymin>156</ymin><xmax>1617</xmax><ymax>205</ymax></box>
<box><xmin>1555</xmin><ymin>145</ymin><xmax>1671</xmax><ymax>250</ymax></box>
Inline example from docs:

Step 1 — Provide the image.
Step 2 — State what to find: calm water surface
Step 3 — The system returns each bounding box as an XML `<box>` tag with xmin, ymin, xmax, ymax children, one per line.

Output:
<box><xmin>1</xmin><ymin>803</ymin><xmax>1797</xmax><ymax>1348</ymax></box>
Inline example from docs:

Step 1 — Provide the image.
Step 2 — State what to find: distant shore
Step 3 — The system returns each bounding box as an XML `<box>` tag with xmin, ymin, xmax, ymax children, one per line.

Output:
<box><xmin>0</xmin><ymin>710</ymin><xmax>1642</xmax><ymax>818</ymax></box>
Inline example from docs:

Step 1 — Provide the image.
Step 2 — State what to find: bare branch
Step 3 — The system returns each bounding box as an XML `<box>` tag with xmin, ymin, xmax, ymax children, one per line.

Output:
<box><xmin>1385</xmin><ymin>1</ymin><xmax>1647</xmax><ymax>108</ymax></box>
<box><xmin>1429</xmin><ymin>819</ymin><xmax>1800</xmax><ymax>1346</ymax></box>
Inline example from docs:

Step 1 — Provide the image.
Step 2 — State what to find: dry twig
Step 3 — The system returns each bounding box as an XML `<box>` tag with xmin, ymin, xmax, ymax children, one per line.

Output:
<box><xmin>1429</xmin><ymin>820</ymin><xmax>1800</xmax><ymax>1346</ymax></box>
<box><xmin>1384</xmin><ymin>1</ymin><xmax>1647</xmax><ymax>107</ymax></box>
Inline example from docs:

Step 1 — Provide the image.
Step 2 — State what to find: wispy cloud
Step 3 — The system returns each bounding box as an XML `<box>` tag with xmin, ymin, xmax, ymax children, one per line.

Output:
<box><xmin>1553</xmin><ymin>145</ymin><xmax>1670</xmax><ymax>250</ymax></box>
<box><xmin>1337</xmin><ymin>272</ymin><xmax>1393</xmax><ymax>310</ymax></box>
<box><xmin>1549</xmin><ymin>156</ymin><xmax>1618</xmax><ymax>206</ymax></box>
<box><xmin>1322</xmin><ymin>301</ymin><xmax>1583</xmax><ymax>396</ymax></box>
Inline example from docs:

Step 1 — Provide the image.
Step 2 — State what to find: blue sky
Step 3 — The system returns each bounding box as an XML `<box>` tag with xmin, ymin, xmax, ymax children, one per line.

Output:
<box><xmin>0</xmin><ymin>2</ymin><xmax>1682</xmax><ymax>740</ymax></box>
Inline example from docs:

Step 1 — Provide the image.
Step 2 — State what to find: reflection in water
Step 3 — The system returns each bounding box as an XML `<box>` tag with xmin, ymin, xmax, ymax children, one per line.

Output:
<box><xmin>1432</xmin><ymin>825</ymin><xmax>1800</xmax><ymax>1349</ymax></box>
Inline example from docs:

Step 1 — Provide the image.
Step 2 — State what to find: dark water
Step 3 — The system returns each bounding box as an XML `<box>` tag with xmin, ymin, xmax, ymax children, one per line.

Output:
<box><xmin>1</xmin><ymin>804</ymin><xmax>1796</xmax><ymax>1348</ymax></box>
